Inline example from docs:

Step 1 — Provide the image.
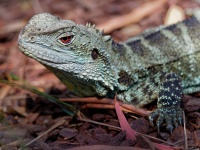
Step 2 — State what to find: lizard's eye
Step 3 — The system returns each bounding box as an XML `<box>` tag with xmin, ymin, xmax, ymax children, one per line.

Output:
<box><xmin>59</xmin><ymin>35</ymin><xmax>74</xmax><ymax>45</ymax></box>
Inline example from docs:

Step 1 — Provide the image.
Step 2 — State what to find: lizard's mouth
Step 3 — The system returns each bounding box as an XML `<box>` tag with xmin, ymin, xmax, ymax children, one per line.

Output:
<box><xmin>18</xmin><ymin>33</ymin><xmax>117</xmax><ymax>97</ymax></box>
<box><xmin>18</xmin><ymin>39</ymin><xmax>87</xmax><ymax>65</ymax></box>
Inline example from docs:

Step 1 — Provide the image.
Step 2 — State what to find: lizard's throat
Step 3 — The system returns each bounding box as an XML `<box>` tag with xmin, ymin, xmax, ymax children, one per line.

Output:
<box><xmin>45</xmin><ymin>65</ymin><xmax>118</xmax><ymax>97</ymax></box>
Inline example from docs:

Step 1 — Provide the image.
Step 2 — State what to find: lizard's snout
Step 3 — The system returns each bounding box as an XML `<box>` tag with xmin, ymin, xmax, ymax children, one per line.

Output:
<box><xmin>18</xmin><ymin>27</ymin><xmax>25</xmax><ymax>47</ymax></box>
<box><xmin>18</xmin><ymin>29</ymin><xmax>23</xmax><ymax>44</ymax></box>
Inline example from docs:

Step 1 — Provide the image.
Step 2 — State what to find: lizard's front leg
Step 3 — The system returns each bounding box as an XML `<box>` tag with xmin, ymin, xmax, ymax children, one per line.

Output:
<box><xmin>149</xmin><ymin>73</ymin><xmax>183</xmax><ymax>133</ymax></box>
<box><xmin>117</xmin><ymin>72</ymin><xmax>183</xmax><ymax>132</ymax></box>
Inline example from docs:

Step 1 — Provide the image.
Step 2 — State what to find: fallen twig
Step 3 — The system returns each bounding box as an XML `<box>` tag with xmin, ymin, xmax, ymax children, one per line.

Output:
<box><xmin>97</xmin><ymin>0</ymin><xmax>167</xmax><ymax>33</ymax></box>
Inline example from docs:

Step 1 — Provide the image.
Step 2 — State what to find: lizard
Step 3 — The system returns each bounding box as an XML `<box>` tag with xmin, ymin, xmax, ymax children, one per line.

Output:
<box><xmin>18</xmin><ymin>13</ymin><xmax>200</xmax><ymax>132</ymax></box>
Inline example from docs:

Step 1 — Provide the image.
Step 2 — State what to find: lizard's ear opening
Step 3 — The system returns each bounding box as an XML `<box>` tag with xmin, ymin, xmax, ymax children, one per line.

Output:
<box><xmin>91</xmin><ymin>48</ymin><xmax>100</xmax><ymax>60</ymax></box>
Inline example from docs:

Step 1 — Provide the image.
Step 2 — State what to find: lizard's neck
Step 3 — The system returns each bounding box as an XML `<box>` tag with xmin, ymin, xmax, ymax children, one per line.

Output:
<box><xmin>105</xmin><ymin>40</ymin><xmax>137</xmax><ymax>91</ymax></box>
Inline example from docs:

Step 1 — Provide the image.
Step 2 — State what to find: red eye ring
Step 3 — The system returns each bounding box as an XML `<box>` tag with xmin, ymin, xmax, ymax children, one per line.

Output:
<box><xmin>60</xmin><ymin>35</ymin><xmax>73</xmax><ymax>44</ymax></box>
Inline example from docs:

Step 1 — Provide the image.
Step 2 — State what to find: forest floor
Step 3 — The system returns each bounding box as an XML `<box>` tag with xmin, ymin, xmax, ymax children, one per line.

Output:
<box><xmin>0</xmin><ymin>0</ymin><xmax>200</xmax><ymax>149</ymax></box>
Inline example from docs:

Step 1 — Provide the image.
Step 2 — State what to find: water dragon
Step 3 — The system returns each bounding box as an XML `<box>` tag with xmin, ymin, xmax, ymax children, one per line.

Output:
<box><xmin>18</xmin><ymin>13</ymin><xmax>200</xmax><ymax>132</ymax></box>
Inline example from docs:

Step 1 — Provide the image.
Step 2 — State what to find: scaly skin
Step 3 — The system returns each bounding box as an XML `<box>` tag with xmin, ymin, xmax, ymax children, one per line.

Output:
<box><xmin>18</xmin><ymin>13</ymin><xmax>200</xmax><ymax>132</ymax></box>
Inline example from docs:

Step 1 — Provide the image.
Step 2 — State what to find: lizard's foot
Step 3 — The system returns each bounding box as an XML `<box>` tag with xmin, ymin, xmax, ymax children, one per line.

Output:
<box><xmin>149</xmin><ymin>73</ymin><xmax>183</xmax><ymax>133</ymax></box>
<box><xmin>149</xmin><ymin>106</ymin><xmax>183</xmax><ymax>133</ymax></box>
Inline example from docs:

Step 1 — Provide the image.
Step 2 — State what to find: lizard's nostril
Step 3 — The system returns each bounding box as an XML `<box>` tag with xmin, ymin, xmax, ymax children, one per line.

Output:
<box><xmin>29</xmin><ymin>36</ymin><xmax>35</xmax><ymax>42</ymax></box>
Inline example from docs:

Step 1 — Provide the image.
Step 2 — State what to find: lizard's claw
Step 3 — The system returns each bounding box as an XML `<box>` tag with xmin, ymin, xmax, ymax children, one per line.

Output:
<box><xmin>149</xmin><ymin>106</ymin><xmax>183</xmax><ymax>133</ymax></box>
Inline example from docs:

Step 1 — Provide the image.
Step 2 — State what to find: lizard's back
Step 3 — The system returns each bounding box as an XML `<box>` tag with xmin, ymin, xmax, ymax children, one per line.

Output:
<box><xmin>118</xmin><ymin>16</ymin><xmax>200</xmax><ymax>94</ymax></box>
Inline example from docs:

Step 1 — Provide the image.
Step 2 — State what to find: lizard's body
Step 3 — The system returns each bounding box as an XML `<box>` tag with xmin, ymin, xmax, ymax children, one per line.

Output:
<box><xmin>18</xmin><ymin>13</ymin><xmax>200</xmax><ymax>131</ymax></box>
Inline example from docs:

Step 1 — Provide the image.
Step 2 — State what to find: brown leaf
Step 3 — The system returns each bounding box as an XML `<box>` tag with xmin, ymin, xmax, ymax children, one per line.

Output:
<box><xmin>114</xmin><ymin>96</ymin><xmax>137</xmax><ymax>141</ymax></box>
<box><xmin>59</xmin><ymin>128</ymin><xmax>78</xmax><ymax>139</ymax></box>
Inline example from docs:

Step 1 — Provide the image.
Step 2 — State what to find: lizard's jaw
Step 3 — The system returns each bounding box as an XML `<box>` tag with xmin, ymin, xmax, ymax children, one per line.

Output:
<box><xmin>18</xmin><ymin>20</ymin><xmax>120</xmax><ymax>97</ymax></box>
<box><xmin>18</xmin><ymin>38</ymin><xmax>118</xmax><ymax>97</ymax></box>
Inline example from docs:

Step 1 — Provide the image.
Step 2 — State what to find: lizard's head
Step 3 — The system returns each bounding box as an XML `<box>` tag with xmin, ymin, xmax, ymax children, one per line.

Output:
<box><xmin>18</xmin><ymin>13</ymin><xmax>120</xmax><ymax>97</ymax></box>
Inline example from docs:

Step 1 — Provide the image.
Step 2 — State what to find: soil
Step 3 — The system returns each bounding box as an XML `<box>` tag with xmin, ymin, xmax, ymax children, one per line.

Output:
<box><xmin>0</xmin><ymin>0</ymin><xmax>200</xmax><ymax>149</ymax></box>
